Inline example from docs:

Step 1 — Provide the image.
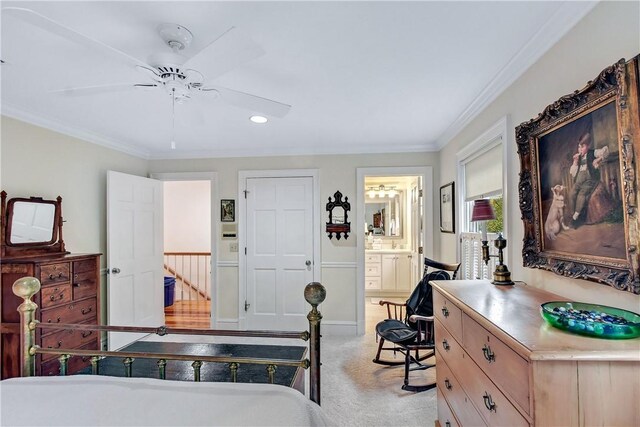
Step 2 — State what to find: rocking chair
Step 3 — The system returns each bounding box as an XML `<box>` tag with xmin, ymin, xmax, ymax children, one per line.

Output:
<box><xmin>372</xmin><ymin>257</ymin><xmax>460</xmax><ymax>392</ymax></box>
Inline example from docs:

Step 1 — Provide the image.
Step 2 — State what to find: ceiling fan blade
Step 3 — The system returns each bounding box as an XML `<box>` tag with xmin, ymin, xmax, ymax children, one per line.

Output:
<box><xmin>183</xmin><ymin>27</ymin><xmax>265</xmax><ymax>81</ymax></box>
<box><xmin>50</xmin><ymin>83</ymin><xmax>157</xmax><ymax>96</ymax></box>
<box><xmin>202</xmin><ymin>85</ymin><xmax>291</xmax><ymax>118</ymax></box>
<box><xmin>2</xmin><ymin>7</ymin><xmax>151</xmax><ymax>68</ymax></box>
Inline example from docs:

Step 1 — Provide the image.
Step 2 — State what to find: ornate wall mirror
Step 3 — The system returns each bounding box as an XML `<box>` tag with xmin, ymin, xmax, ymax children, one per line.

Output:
<box><xmin>326</xmin><ymin>191</ymin><xmax>351</xmax><ymax>239</ymax></box>
<box><xmin>1</xmin><ymin>191</ymin><xmax>67</xmax><ymax>258</ymax></box>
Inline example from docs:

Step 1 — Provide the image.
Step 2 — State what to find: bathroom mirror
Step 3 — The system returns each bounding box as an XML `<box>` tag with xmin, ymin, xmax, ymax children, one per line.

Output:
<box><xmin>1</xmin><ymin>191</ymin><xmax>67</xmax><ymax>258</ymax></box>
<box><xmin>365</xmin><ymin>192</ymin><xmax>403</xmax><ymax>238</ymax></box>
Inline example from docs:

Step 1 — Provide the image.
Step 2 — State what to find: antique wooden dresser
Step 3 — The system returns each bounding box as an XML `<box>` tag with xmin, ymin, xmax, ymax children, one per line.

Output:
<box><xmin>0</xmin><ymin>191</ymin><xmax>101</xmax><ymax>379</ymax></box>
<box><xmin>431</xmin><ymin>280</ymin><xmax>640</xmax><ymax>426</ymax></box>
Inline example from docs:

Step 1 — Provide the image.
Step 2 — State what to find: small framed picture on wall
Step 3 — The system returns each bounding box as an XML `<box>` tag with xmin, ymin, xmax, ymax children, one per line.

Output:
<box><xmin>440</xmin><ymin>182</ymin><xmax>455</xmax><ymax>233</ymax></box>
<box><xmin>221</xmin><ymin>199</ymin><xmax>235</xmax><ymax>222</ymax></box>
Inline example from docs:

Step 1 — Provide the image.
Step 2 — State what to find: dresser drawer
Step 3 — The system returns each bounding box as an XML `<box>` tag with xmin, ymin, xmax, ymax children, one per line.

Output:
<box><xmin>40</xmin><ymin>283</ymin><xmax>72</xmax><ymax>309</ymax></box>
<box><xmin>435</xmin><ymin>320</ymin><xmax>466</xmax><ymax>369</ymax></box>
<box><xmin>437</xmin><ymin>387</ymin><xmax>461</xmax><ymax>427</ymax></box>
<box><xmin>365</xmin><ymin>277</ymin><xmax>381</xmax><ymax>290</ymax></box>
<box><xmin>462</xmin><ymin>313</ymin><xmax>530</xmax><ymax>414</ymax></box>
<box><xmin>365</xmin><ymin>254</ymin><xmax>381</xmax><ymax>263</ymax></box>
<box><xmin>40</xmin><ymin>297</ymin><xmax>97</xmax><ymax>325</ymax></box>
<box><xmin>73</xmin><ymin>258</ymin><xmax>97</xmax><ymax>274</ymax></box>
<box><xmin>72</xmin><ymin>270</ymin><xmax>98</xmax><ymax>300</ymax></box>
<box><xmin>437</xmin><ymin>352</ymin><xmax>486</xmax><ymax>426</ymax></box>
<box><xmin>40</xmin><ymin>340</ymin><xmax>99</xmax><ymax>376</ymax></box>
<box><xmin>40</xmin><ymin>263</ymin><xmax>71</xmax><ymax>286</ymax></box>
<box><xmin>40</xmin><ymin>319</ymin><xmax>98</xmax><ymax>362</ymax></box>
<box><xmin>365</xmin><ymin>264</ymin><xmax>381</xmax><ymax>277</ymax></box>
<box><xmin>452</xmin><ymin>345</ymin><xmax>529</xmax><ymax>426</ymax></box>
<box><xmin>433</xmin><ymin>290</ymin><xmax>463</xmax><ymax>340</ymax></box>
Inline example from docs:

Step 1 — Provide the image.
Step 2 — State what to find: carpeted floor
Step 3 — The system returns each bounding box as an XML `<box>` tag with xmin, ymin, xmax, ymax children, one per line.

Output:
<box><xmin>320</xmin><ymin>303</ymin><xmax>437</xmax><ymax>427</ymax></box>
<box><xmin>140</xmin><ymin>301</ymin><xmax>437</xmax><ymax>426</ymax></box>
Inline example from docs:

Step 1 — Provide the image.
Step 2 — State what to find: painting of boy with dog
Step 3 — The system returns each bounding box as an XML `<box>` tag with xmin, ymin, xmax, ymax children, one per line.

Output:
<box><xmin>537</xmin><ymin>100</ymin><xmax>625</xmax><ymax>260</ymax></box>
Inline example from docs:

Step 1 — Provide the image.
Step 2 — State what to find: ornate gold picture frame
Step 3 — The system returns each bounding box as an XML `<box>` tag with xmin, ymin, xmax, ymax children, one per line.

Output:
<box><xmin>516</xmin><ymin>57</ymin><xmax>640</xmax><ymax>294</ymax></box>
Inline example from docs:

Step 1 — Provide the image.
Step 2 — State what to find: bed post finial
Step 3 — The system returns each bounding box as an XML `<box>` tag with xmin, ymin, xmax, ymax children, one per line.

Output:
<box><xmin>304</xmin><ymin>282</ymin><xmax>325</xmax><ymax>406</ymax></box>
<box><xmin>12</xmin><ymin>277</ymin><xmax>41</xmax><ymax>377</ymax></box>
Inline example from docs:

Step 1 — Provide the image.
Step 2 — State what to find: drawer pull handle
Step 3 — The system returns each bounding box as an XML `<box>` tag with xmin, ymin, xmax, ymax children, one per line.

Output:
<box><xmin>445</xmin><ymin>422</ymin><xmax>451</xmax><ymax>427</ymax></box>
<box><xmin>58</xmin><ymin>272</ymin><xmax>63</xmax><ymax>278</ymax></box>
<box><xmin>81</xmin><ymin>307</ymin><xmax>93</xmax><ymax>315</ymax></box>
<box><xmin>442</xmin><ymin>339</ymin><xmax>450</xmax><ymax>351</ymax></box>
<box><xmin>441</xmin><ymin>307</ymin><xmax>449</xmax><ymax>317</ymax></box>
<box><xmin>50</xmin><ymin>293</ymin><xmax>64</xmax><ymax>301</ymax></box>
<box><xmin>444</xmin><ymin>379</ymin><xmax>452</xmax><ymax>390</ymax></box>
<box><xmin>482</xmin><ymin>344</ymin><xmax>495</xmax><ymax>363</ymax></box>
<box><xmin>483</xmin><ymin>392</ymin><xmax>497</xmax><ymax>412</ymax></box>
<box><xmin>73</xmin><ymin>283</ymin><xmax>81</xmax><ymax>287</ymax></box>
<box><xmin>48</xmin><ymin>274</ymin><xmax>55</xmax><ymax>280</ymax></box>
<box><xmin>81</xmin><ymin>331</ymin><xmax>93</xmax><ymax>338</ymax></box>
<box><xmin>47</xmin><ymin>317</ymin><xmax>61</xmax><ymax>324</ymax></box>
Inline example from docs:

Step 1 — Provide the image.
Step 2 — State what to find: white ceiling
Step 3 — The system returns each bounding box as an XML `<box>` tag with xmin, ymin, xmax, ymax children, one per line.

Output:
<box><xmin>1</xmin><ymin>1</ymin><xmax>596</xmax><ymax>160</ymax></box>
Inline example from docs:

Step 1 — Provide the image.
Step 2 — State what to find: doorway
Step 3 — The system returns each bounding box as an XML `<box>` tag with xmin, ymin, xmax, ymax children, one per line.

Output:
<box><xmin>356</xmin><ymin>167</ymin><xmax>433</xmax><ymax>335</ymax></box>
<box><xmin>151</xmin><ymin>172</ymin><xmax>218</xmax><ymax>329</ymax></box>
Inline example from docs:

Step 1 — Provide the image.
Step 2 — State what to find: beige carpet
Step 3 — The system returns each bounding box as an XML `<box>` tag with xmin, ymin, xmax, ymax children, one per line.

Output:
<box><xmin>320</xmin><ymin>303</ymin><xmax>437</xmax><ymax>426</ymax></box>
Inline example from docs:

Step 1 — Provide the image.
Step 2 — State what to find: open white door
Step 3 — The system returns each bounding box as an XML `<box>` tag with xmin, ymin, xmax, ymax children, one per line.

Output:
<box><xmin>410</xmin><ymin>177</ymin><xmax>423</xmax><ymax>286</ymax></box>
<box><xmin>245</xmin><ymin>176</ymin><xmax>314</xmax><ymax>331</ymax></box>
<box><xmin>107</xmin><ymin>171</ymin><xmax>164</xmax><ymax>350</ymax></box>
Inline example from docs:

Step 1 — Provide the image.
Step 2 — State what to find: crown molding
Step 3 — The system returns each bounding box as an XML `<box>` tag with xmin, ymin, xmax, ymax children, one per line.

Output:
<box><xmin>1</xmin><ymin>104</ymin><xmax>151</xmax><ymax>159</ymax></box>
<box><xmin>147</xmin><ymin>140</ymin><xmax>440</xmax><ymax>160</ymax></box>
<box><xmin>435</xmin><ymin>1</ymin><xmax>599</xmax><ymax>150</ymax></box>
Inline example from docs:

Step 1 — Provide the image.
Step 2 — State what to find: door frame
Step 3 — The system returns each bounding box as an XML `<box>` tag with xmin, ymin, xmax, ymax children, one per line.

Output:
<box><xmin>150</xmin><ymin>172</ymin><xmax>219</xmax><ymax>328</ymax></box>
<box><xmin>238</xmin><ymin>169</ymin><xmax>320</xmax><ymax>330</ymax></box>
<box><xmin>356</xmin><ymin>166</ymin><xmax>433</xmax><ymax>335</ymax></box>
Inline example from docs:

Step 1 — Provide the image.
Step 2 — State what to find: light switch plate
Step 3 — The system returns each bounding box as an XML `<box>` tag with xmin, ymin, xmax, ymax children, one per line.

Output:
<box><xmin>229</xmin><ymin>242</ymin><xmax>238</xmax><ymax>252</ymax></box>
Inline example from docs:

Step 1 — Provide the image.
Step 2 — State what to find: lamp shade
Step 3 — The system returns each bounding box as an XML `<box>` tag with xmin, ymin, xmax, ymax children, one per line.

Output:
<box><xmin>471</xmin><ymin>199</ymin><xmax>495</xmax><ymax>222</ymax></box>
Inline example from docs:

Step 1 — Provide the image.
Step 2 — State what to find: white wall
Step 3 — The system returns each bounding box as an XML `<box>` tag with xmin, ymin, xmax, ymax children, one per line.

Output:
<box><xmin>438</xmin><ymin>1</ymin><xmax>640</xmax><ymax>312</ymax></box>
<box><xmin>163</xmin><ymin>180</ymin><xmax>211</xmax><ymax>252</ymax></box>
<box><xmin>0</xmin><ymin>116</ymin><xmax>150</xmax><ymax>322</ymax></box>
<box><xmin>148</xmin><ymin>152</ymin><xmax>439</xmax><ymax>330</ymax></box>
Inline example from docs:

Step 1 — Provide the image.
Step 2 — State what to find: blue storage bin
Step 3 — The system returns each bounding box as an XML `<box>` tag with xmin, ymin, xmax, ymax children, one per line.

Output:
<box><xmin>164</xmin><ymin>276</ymin><xmax>176</xmax><ymax>307</ymax></box>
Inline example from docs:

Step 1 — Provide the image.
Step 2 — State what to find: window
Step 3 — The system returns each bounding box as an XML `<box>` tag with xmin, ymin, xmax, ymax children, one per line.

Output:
<box><xmin>456</xmin><ymin>117</ymin><xmax>508</xmax><ymax>279</ymax></box>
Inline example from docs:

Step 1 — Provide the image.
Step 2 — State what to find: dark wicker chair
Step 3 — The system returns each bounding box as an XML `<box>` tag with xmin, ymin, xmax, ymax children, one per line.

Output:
<box><xmin>372</xmin><ymin>257</ymin><xmax>460</xmax><ymax>392</ymax></box>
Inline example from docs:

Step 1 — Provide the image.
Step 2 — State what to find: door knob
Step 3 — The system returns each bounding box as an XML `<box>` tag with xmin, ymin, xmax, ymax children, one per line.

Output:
<box><xmin>305</xmin><ymin>260</ymin><xmax>312</xmax><ymax>267</ymax></box>
<box><xmin>111</xmin><ymin>267</ymin><xmax>121</xmax><ymax>274</ymax></box>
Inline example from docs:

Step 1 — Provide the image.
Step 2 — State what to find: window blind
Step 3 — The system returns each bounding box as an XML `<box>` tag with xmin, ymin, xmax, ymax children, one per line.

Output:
<box><xmin>464</xmin><ymin>139</ymin><xmax>502</xmax><ymax>201</ymax></box>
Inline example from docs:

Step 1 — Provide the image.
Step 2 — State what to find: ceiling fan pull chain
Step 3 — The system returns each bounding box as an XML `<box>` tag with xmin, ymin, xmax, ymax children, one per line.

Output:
<box><xmin>171</xmin><ymin>89</ymin><xmax>176</xmax><ymax>150</ymax></box>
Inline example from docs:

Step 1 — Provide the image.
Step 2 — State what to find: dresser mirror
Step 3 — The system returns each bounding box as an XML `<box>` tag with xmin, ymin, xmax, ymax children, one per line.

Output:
<box><xmin>1</xmin><ymin>191</ymin><xmax>67</xmax><ymax>258</ymax></box>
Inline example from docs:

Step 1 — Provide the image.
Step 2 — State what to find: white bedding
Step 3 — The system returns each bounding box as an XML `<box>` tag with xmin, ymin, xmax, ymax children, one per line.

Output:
<box><xmin>0</xmin><ymin>376</ymin><xmax>330</xmax><ymax>426</ymax></box>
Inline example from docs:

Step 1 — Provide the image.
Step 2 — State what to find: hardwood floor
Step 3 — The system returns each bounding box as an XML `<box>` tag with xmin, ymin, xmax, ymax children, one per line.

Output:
<box><xmin>164</xmin><ymin>300</ymin><xmax>211</xmax><ymax>329</ymax></box>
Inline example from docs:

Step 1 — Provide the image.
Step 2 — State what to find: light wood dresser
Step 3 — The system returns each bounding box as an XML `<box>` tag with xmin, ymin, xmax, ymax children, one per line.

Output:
<box><xmin>431</xmin><ymin>280</ymin><xmax>640</xmax><ymax>427</ymax></box>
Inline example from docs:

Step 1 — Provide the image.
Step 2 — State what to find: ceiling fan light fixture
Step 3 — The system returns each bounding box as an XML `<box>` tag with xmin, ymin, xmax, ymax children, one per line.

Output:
<box><xmin>157</xmin><ymin>23</ymin><xmax>194</xmax><ymax>51</ymax></box>
<box><xmin>250</xmin><ymin>115</ymin><xmax>268</xmax><ymax>124</ymax></box>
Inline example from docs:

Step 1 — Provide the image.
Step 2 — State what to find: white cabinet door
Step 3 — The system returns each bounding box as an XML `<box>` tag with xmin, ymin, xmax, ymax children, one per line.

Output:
<box><xmin>381</xmin><ymin>255</ymin><xmax>396</xmax><ymax>290</ymax></box>
<box><xmin>395</xmin><ymin>254</ymin><xmax>412</xmax><ymax>292</ymax></box>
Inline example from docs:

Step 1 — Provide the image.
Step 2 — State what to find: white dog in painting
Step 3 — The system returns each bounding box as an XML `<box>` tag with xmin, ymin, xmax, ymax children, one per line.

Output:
<box><xmin>545</xmin><ymin>184</ymin><xmax>570</xmax><ymax>241</ymax></box>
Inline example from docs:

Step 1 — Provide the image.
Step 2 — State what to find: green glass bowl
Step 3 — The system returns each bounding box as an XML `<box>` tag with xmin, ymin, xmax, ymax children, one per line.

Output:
<box><xmin>540</xmin><ymin>301</ymin><xmax>640</xmax><ymax>339</ymax></box>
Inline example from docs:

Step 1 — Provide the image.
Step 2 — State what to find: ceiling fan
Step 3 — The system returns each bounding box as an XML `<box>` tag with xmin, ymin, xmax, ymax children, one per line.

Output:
<box><xmin>2</xmin><ymin>7</ymin><xmax>292</xmax><ymax>122</ymax></box>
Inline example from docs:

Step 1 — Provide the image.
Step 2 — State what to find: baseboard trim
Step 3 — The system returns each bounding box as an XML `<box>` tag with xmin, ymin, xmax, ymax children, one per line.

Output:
<box><xmin>322</xmin><ymin>321</ymin><xmax>357</xmax><ymax>336</ymax></box>
<box><xmin>215</xmin><ymin>318</ymin><xmax>239</xmax><ymax>330</ymax></box>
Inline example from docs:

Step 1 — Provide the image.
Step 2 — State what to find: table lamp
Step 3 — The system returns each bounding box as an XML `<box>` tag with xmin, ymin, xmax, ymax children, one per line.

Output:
<box><xmin>471</xmin><ymin>199</ymin><xmax>514</xmax><ymax>286</ymax></box>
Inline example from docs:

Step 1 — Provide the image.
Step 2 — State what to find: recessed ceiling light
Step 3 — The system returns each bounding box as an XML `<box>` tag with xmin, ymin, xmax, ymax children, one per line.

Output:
<box><xmin>250</xmin><ymin>115</ymin><xmax>268</xmax><ymax>124</ymax></box>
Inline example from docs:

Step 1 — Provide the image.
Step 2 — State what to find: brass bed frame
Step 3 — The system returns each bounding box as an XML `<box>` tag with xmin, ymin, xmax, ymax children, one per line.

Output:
<box><xmin>12</xmin><ymin>277</ymin><xmax>326</xmax><ymax>405</ymax></box>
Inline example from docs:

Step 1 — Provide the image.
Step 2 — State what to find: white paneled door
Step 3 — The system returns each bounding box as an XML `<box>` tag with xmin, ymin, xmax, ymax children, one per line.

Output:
<box><xmin>107</xmin><ymin>171</ymin><xmax>164</xmax><ymax>350</ymax></box>
<box><xmin>245</xmin><ymin>177</ymin><xmax>314</xmax><ymax>331</ymax></box>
